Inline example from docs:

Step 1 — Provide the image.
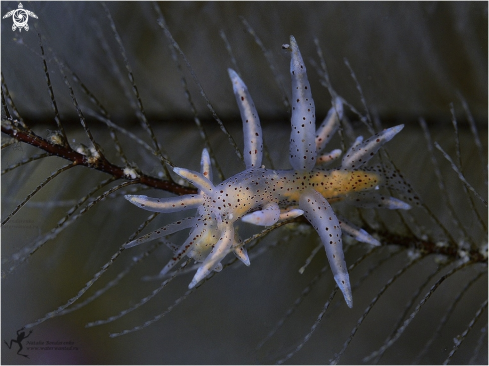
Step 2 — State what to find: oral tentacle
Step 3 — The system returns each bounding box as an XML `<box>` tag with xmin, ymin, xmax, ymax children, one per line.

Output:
<box><xmin>315</xmin><ymin>96</ymin><xmax>342</xmax><ymax>153</ymax></box>
<box><xmin>278</xmin><ymin>208</ymin><xmax>304</xmax><ymax>221</ymax></box>
<box><xmin>233</xmin><ymin>245</ymin><xmax>251</xmax><ymax>266</ymax></box>
<box><xmin>189</xmin><ymin>224</ymin><xmax>235</xmax><ymax>288</ymax></box>
<box><xmin>173</xmin><ymin>167</ymin><xmax>215</xmax><ymax>195</ymax></box>
<box><xmin>200</xmin><ymin>148</ymin><xmax>213</xmax><ymax>183</ymax></box>
<box><xmin>338</xmin><ymin>216</ymin><xmax>381</xmax><ymax>246</ymax></box>
<box><xmin>288</xmin><ymin>35</ymin><xmax>316</xmax><ymax>172</ymax></box>
<box><xmin>159</xmin><ymin>221</ymin><xmax>207</xmax><ymax>277</ymax></box>
<box><xmin>125</xmin><ymin>194</ymin><xmax>203</xmax><ymax>213</ymax></box>
<box><xmin>342</xmin><ymin>124</ymin><xmax>405</xmax><ymax>169</ymax></box>
<box><xmin>299</xmin><ymin>188</ymin><xmax>353</xmax><ymax>308</ymax></box>
<box><xmin>228</xmin><ymin>68</ymin><xmax>263</xmax><ymax>169</ymax></box>
<box><xmin>345</xmin><ymin>191</ymin><xmax>412</xmax><ymax>210</ymax></box>
<box><xmin>241</xmin><ymin>202</ymin><xmax>281</xmax><ymax>226</ymax></box>
<box><xmin>316</xmin><ymin>149</ymin><xmax>342</xmax><ymax>166</ymax></box>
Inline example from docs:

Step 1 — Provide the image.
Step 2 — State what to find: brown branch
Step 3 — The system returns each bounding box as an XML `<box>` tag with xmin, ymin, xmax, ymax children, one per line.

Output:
<box><xmin>292</xmin><ymin>214</ymin><xmax>487</xmax><ymax>264</ymax></box>
<box><xmin>1</xmin><ymin>120</ymin><xmax>197</xmax><ymax>195</ymax></box>
<box><xmin>377</xmin><ymin>229</ymin><xmax>487</xmax><ymax>264</ymax></box>
<box><xmin>3</xmin><ymin>120</ymin><xmax>485</xmax><ymax>264</ymax></box>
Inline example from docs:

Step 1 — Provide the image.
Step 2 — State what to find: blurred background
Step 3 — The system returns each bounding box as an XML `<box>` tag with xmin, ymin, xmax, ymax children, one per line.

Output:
<box><xmin>2</xmin><ymin>2</ymin><xmax>487</xmax><ymax>123</ymax></box>
<box><xmin>2</xmin><ymin>2</ymin><xmax>487</xmax><ymax>364</ymax></box>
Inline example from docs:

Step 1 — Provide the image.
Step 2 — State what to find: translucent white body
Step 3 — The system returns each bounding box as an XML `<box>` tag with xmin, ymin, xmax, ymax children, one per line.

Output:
<box><xmin>125</xmin><ymin>36</ymin><xmax>412</xmax><ymax>308</ymax></box>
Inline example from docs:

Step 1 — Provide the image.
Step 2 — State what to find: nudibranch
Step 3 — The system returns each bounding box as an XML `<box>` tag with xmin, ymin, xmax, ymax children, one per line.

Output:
<box><xmin>125</xmin><ymin>36</ymin><xmax>411</xmax><ymax>308</ymax></box>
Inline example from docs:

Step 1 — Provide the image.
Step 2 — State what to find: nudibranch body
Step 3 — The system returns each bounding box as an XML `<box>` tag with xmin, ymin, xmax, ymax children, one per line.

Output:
<box><xmin>125</xmin><ymin>36</ymin><xmax>411</xmax><ymax>308</ymax></box>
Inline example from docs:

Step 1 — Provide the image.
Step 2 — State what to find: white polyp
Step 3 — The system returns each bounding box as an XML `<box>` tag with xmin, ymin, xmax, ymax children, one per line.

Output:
<box><xmin>124</xmin><ymin>217</ymin><xmax>196</xmax><ymax>249</ymax></box>
<box><xmin>345</xmin><ymin>192</ymin><xmax>412</xmax><ymax>210</ymax></box>
<box><xmin>189</xmin><ymin>225</ymin><xmax>235</xmax><ymax>288</ymax></box>
<box><xmin>123</xmin><ymin>167</ymin><xmax>139</xmax><ymax>179</ymax></box>
<box><xmin>315</xmin><ymin>97</ymin><xmax>343</xmax><ymax>153</ymax></box>
<box><xmin>228</xmin><ymin>69</ymin><xmax>263</xmax><ymax>169</ymax></box>
<box><xmin>299</xmin><ymin>188</ymin><xmax>352</xmax><ymax>308</ymax></box>
<box><xmin>241</xmin><ymin>202</ymin><xmax>280</xmax><ymax>226</ymax></box>
<box><xmin>338</xmin><ymin>217</ymin><xmax>381</xmax><ymax>246</ymax></box>
<box><xmin>173</xmin><ymin>167</ymin><xmax>214</xmax><ymax>195</ymax></box>
<box><xmin>278</xmin><ymin>208</ymin><xmax>304</xmax><ymax>221</ymax></box>
<box><xmin>289</xmin><ymin>35</ymin><xmax>316</xmax><ymax>172</ymax></box>
<box><xmin>124</xmin><ymin>194</ymin><xmax>203</xmax><ymax>213</ymax></box>
<box><xmin>341</xmin><ymin>124</ymin><xmax>405</xmax><ymax>169</ymax></box>
<box><xmin>316</xmin><ymin>149</ymin><xmax>342</xmax><ymax>165</ymax></box>
<box><xmin>200</xmin><ymin>148</ymin><xmax>213</xmax><ymax>183</ymax></box>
